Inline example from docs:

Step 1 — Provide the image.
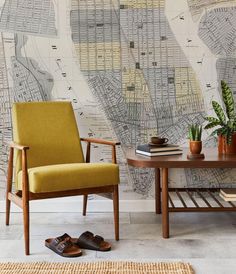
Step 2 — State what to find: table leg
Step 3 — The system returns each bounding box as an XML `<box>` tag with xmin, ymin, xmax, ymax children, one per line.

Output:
<box><xmin>162</xmin><ymin>167</ymin><xmax>169</xmax><ymax>238</ymax></box>
<box><xmin>155</xmin><ymin>168</ymin><xmax>161</xmax><ymax>214</ymax></box>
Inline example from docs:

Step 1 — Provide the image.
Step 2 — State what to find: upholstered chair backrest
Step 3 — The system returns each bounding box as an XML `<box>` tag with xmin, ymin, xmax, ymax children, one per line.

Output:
<box><xmin>12</xmin><ymin>102</ymin><xmax>84</xmax><ymax>175</ymax></box>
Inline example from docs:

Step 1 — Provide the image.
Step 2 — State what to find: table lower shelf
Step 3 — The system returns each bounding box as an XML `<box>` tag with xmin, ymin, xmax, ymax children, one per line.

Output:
<box><xmin>167</xmin><ymin>188</ymin><xmax>236</xmax><ymax>212</ymax></box>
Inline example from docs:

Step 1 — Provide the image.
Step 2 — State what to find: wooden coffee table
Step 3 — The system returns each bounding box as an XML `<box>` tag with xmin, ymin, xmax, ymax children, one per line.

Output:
<box><xmin>126</xmin><ymin>147</ymin><xmax>236</xmax><ymax>238</ymax></box>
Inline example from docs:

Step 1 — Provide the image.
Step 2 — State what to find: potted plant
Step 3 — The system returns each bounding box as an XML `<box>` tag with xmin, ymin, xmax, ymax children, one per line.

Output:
<box><xmin>204</xmin><ymin>81</ymin><xmax>236</xmax><ymax>154</ymax></box>
<box><xmin>188</xmin><ymin>124</ymin><xmax>203</xmax><ymax>155</ymax></box>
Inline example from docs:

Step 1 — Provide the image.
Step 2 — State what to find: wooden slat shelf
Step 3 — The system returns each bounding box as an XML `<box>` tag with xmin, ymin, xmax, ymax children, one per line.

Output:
<box><xmin>167</xmin><ymin>188</ymin><xmax>236</xmax><ymax>212</ymax></box>
<box><xmin>127</xmin><ymin>148</ymin><xmax>236</xmax><ymax>238</ymax></box>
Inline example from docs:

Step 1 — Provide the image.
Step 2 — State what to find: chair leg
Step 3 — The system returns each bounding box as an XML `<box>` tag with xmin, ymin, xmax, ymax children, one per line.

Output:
<box><xmin>22</xmin><ymin>149</ymin><xmax>30</xmax><ymax>255</ymax></box>
<box><xmin>83</xmin><ymin>195</ymin><xmax>88</xmax><ymax>216</ymax></box>
<box><xmin>23</xmin><ymin>199</ymin><xmax>30</xmax><ymax>255</ymax></box>
<box><xmin>6</xmin><ymin>147</ymin><xmax>13</xmax><ymax>226</ymax></box>
<box><xmin>5</xmin><ymin>194</ymin><xmax>11</xmax><ymax>226</ymax></box>
<box><xmin>113</xmin><ymin>185</ymin><xmax>119</xmax><ymax>241</ymax></box>
<box><xmin>6</xmin><ymin>182</ymin><xmax>11</xmax><ymax>226</ymax></box>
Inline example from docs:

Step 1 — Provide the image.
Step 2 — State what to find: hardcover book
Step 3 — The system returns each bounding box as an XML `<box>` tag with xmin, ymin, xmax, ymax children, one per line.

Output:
<box><xmin>220</xmin><ymin>189</ymin><xmax>236</xmax><ymax>198</ymax></box>
<box><xmin>135</xmin><ymin>149</ymin><xmax>183</xmax><ymax>157</ymax></box>
<box><xmin>219</xmin><ymin>193</ymin><xmax>236</xmax><ymax>202</ymax></box>
<box><xmin>136</xmin><ymin>144</ymin><xmax>180</xmax><ymax>153</ymax></box>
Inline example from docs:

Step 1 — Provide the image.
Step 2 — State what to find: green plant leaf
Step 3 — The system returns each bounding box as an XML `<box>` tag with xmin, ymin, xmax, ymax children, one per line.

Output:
<box><xmin>188</xmin><ymin>124</ymin><xmax>202</xmax><ymax>141</ymax></box>
<box><xmin>227</xmin><ymin>119</ymin><xmax>235</xmax><ymax>129</ymax></box>
<box><xmin>204</xmin><ymin>122</ymin><xmax>221</xmax><ymax>129</ymax></box>
<box><xmin>204</xmin><ymin>116</ymin><xmax>221</xmax><ymax>124</ymax></box>
<box><xmin>221</xmin><ymin>80</ymin><xmax>235</xmax><ymax>120</ymax></box>
<box><xmin>188</xmin><ymin>125</ymin><xmax>193</xmax><ymax>140</ymax></box>
<box><xmin>226</xmin><ymin>128</ymin><xmax>233</xmax><ymax>144</ymax></box>
<box><xmin>233</xmin><ymin>119</ymin><xmax>236</xmax><ymax>131</ymax></box>
<box><xmin>212</xmin><ymin>101</ymin><xmax>226</xmax><ymax>124</ymax></box>
<box><xmin>210</xmin><ymin>128</ymin><xmax>220</xmax><ymax>136</ymax></box>
<box><xmin>220</xmin><ymin>127</ymin><xmax>228</xmax><ymax>136</ymax></box>
<box><xmin>191</xmin><ymin>125</ymin><xmax>196</xmax><ymax>141</ymax></box>
<box><xmin>195</xmin><ymin>126</ymin><xmax>199</xmax><ymax>141</ymax></box>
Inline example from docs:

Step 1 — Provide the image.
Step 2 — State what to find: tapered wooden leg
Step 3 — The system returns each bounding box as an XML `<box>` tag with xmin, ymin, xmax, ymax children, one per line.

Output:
<box><xmin>6</xmin><ymin>147</ymin><xmax>14</xmax><ymax>226</ymax></box>
<box><xmin>162</xmin><ymin>168</ymin><xmax>169</xmax><ymax>238</ymax></box>
<box><xmin>83</xmin><ymin>195</ymin><xmax>88</xmax><ymax>216</ymax></box>
<box><xmin>113</xmin><ymin>185</ymin><xmax>119</xmax><ymax>241</ymax></box>
<box><xmin>23</xmin><ymin>198</ymin><xmax>30</xmax><ymax>255</ymax></box>
<box><xmin>22</xmin><ymin>149</ymin><xmax>30</xmax><ymax>255</ymax></box>
<box><xmin>155</xmin><ymin>168</ymin><xmax>161</xmax><ymax>214</ymax></box>
<box><xmin>5</xmin><ymin>197</ymin><xmax>11</xmax><ymax>226</ymax></box>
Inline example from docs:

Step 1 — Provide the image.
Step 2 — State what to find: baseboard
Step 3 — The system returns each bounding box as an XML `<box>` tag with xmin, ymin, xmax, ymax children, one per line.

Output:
<box><xmin>0</xmin><ymin>198</ymin><xmax>155</xmax><ymax>213</ymax></box>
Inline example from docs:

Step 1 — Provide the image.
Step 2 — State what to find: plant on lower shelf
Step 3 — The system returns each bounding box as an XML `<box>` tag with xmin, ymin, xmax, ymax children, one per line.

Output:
<box><xmin>188</xmin><ymin>124</ymin><xmax>202</xmax><ymax>141</ymax></box>
<box><xmin>204</xmin><ymin>80</ymin><xmax>236</xmax><ymax>145</ymax></box>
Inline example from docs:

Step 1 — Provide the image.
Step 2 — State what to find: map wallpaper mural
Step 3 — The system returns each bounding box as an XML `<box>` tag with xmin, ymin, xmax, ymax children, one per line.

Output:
<box><xmin>1</xmin><ymin>0</ymin><xmax>236</xmax><ymax>200</ymax></box>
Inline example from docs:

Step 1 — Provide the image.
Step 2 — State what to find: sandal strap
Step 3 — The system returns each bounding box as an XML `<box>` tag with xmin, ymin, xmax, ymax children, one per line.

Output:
<box><xmin>56</xmin><ymin>238</ymin><xmax>73</xmax><ymax>253</ymax></box>
<box><xmin>78</xmin><ymin>231</ymin><xmax>104</xmax><ymax>250</ymax></box>
<box><xmin>82</xmin><ymin>231</ymin><xmax>94</xmax><ymax>238</ymax></box>
<box><xmin>51</xmin><ymin>233</ymin><xmax>71</xmax><ymax>246</ymax></box>
<box><xmin>94</xmin><ymin>235</ymin><xmax>104</xmax><ymax>244</ymax></box>
<box><xmin>78</xmin><ymin>231</ymin><xmax>94</xmax><ymax>243</ymax></box>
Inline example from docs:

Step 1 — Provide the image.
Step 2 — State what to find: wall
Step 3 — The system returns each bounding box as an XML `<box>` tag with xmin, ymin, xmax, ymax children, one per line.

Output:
<box><xmin>1</xmin><ymin>0</ymin><xmax>236</xmax><ymax>204</ymax></box>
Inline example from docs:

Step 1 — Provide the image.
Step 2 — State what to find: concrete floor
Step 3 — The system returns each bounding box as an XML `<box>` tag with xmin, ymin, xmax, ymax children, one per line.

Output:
<box><xmin>0</xmin><ymin>211</ymin><xmax>236</xmax><ymax>273</ymax></box>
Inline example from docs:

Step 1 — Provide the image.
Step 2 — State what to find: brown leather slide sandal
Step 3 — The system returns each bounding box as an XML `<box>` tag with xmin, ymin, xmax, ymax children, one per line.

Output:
<box><xmin>45</xmin><ymin>233</ymin><xmax>82</xmax><ymax>257</ymax></box>
<box><xmin>72</xmin><ymin>231</ymin><xmax>111</xmax><ymax>252</ymax></box>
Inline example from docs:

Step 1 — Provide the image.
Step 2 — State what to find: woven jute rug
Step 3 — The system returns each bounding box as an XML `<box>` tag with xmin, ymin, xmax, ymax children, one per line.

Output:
<box><xmin>0</xmin><ymin>261</ymin><xmax>194</xmax><ymax>274</ymax></box>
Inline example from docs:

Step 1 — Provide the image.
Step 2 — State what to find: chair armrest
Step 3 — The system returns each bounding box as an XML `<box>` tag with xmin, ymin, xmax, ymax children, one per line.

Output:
<box><xmin>9</xmin><ymin>142</ymin><xmax>29</xmax><ymax>151</ymax></box>
<box><xmin>81</xmin><ymin>138</ymin><xmax>120</xmax><ymax>146</ymax></box>
<box><xmin>80</xmin><ymin>138</ymin><xmax>120</xmax><ymax>164</ymax></box>
<box><xmin>7</xmin><ymin>142</ymin><xmax>30</xmax><ymax>194</ymax></box>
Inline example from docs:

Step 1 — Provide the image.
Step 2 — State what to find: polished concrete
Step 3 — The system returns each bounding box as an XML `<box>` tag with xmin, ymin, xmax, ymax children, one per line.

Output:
<box><xmin>0</xmin><ymin>211</ymin><xmax>236</xmax><ymax>273</ymax></box>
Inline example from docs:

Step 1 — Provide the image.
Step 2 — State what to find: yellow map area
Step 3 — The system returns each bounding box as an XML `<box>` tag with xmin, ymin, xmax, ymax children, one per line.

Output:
<box><xmin>71</xmin><ymin>0</ymin><xmax>119</xmax><ymax>10</ymax></box>
<box><xmin>120</xmin><ymin>0</ymin><xmax>164</xmax><ymax>8</ymax></box>
<box><xmin>75</xmin><ymin>43</ymin><xmax>120</xmax><ymax>71</ymax></box>
<box><xmin>175</xmin><ymin>67</ymin><xmax>204</xmax><ymax>114</ymax></box>
<box><xmin>122</xmin><ymin>69</ymin><xmax>150</xmax><ymax>101</ymax></box>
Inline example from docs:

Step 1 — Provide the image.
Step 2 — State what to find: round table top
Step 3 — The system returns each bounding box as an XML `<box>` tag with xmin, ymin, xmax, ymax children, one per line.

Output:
<box><xmin>126</xmin><ymin>147</ymin><xmax>236</xmax><ymax>168</ymax></box>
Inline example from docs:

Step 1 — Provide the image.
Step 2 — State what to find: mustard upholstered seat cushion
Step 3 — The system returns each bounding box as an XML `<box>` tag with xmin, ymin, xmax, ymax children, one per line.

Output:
<box><xmin>17</xmin><ymin>163</ymin><xmax>119</xmax><ymax>193</ymax></box>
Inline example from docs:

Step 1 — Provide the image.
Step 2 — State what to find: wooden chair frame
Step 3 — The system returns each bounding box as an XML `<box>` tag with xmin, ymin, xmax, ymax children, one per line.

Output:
<box><xmin>6</xmin><ymin>138</ymin><xmax>120</xmax><ymax>255</ymax></box>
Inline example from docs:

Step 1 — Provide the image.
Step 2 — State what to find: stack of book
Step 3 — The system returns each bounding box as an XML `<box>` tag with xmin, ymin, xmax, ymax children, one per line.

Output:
<box><xmin>136</xmin><ymin>144</ymin><xmax>183</xmax><ymax>157</ymax></box>
<box><xmin>219</xmin><ymin>189</ymin><xmax>236</xmax><ymax>201</ymax></box>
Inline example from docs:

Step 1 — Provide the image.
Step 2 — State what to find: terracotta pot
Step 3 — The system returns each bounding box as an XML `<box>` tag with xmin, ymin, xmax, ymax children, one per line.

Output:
<box><xmin>189</xmin><ymin>141</ymin><xmax>202</xmax><ymax>154</ymax></box>
<box><xmin>218</xmin><ymin>133</ymin><xmax>236</xmax><ymax>155</ymax></box>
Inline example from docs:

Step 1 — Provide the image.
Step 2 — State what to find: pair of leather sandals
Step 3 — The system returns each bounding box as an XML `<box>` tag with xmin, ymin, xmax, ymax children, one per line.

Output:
<box><xmin>45</xmin><ymin>231</ymin><xmax>111</xmax><ymax>257</ymax></box>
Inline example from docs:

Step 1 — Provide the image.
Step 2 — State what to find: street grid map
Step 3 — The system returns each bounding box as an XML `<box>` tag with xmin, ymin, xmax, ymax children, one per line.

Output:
<box><xmin>0</xmin><ymin>0</ymin><xmax>236</xmax><ymax>199</ymax></box>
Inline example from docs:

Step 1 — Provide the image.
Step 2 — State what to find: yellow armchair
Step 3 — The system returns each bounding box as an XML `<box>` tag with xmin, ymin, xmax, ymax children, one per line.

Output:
<box><xmin>6</xmin><ymin>102</ymin><xmax>120</xmax><ymax>255</ymax></box>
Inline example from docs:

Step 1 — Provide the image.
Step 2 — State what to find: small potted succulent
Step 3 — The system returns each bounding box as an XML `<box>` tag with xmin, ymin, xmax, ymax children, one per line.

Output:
<box><xmin>204</xmin><ymin>81</ymin><xmax>236</xmax><ymax>154</ymax></box>
<box><xmin>188</xmin><ymin>124</ymin><xmax>203</xmax><ymax>155</ymax></box>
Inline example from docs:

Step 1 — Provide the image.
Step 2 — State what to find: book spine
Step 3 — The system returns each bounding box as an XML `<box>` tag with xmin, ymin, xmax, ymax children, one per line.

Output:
<box><xmin>136</xmin><ymin>151</ymin><xmax>182</xmax><ymax>156</ymax></box>
<box><xmin>136</xmin><ymin>146</ymin><xmax>150</xmax><ymax>152</ymax></box>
